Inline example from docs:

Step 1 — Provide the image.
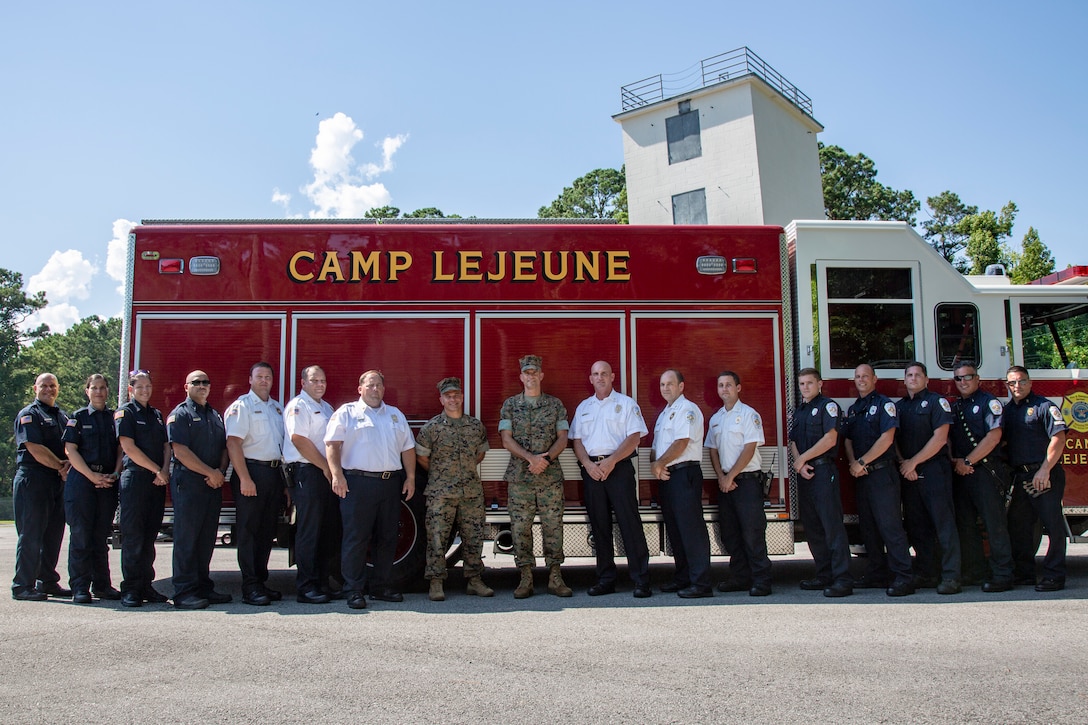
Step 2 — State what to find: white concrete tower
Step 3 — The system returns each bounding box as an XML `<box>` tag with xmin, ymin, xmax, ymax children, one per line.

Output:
<box><xmin>614</xmin><ymin>48</ymin><xmax>825</xmax><ymax>226</ymax></box>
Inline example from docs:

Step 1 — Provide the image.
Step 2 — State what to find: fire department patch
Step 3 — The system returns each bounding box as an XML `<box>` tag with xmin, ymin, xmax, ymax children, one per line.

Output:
<box><xmin>685</xmin><ymin>411</ymin><xmax>696</xmax><ymax>424</ymax></box>
<box><xmin>1061</xmin><ymin>391</ymin><xmax>1088</xmax><ymax>432</ymax></box>
<box><xmin>939</xmin><ymin>398</ymin><xmax>952</xmax><ymax>413</ymax></box>
<box><xmin>988</xmin><ymin>399</ymin><xmax>1002</xmax><ymax>416</ymax></box>
<box><xmin>825</xmin><ymin>402</ymin><xmax>839</xmax><ymax>417</ymax></box>
<box><xmin>884</xmin><ymin>402</ymin><xmax>896</xmax><ymax>417</ymax></box>
<box><xmin>1049</xmin><ymin>406</ymin><xmax>1063</xmax><ymax>423</ymax></box>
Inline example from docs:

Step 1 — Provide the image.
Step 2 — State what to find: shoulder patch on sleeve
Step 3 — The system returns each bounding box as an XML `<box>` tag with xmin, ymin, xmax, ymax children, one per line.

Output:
<box><xmin>19</xmin><ymin>415</ymin><xmax>33</xmax><ymax>425</ymax></box>
<box><xmin>752</xmin><ymin>415</ymin><xmax>761</xmax><ymax>427</ymax></box>
<box><xmin>167</xmin><ymin>414</ymin><xmax>176</xmax><ymax>424</ymax></box>
<box><xmin>884</xmin><ymin>401</ymin><xmax>897</xmax><ymax>417</ymax></box>
<box><xmin>66</xmin><ymin>419</ymin><xmax>78</xmax><ymax>427</ymax></box>
<box><xmin>1050</xmin><ymin>406</ymin><xmax>1064</xmax><ymax>422</ymax></box>
<box><xmin>826</xmin><ymin>402</ymin><xmax>839</xmax><ymax>417</ymax></box>
<box><xmin>939</xmin><ymin>398</ymin><xmax>952</xmax><ymax>413</ymax></box>
<box><xmin>225</xmin><ymin>404</ymin><xmax>239</xmax><ymax>418</ymax></box>
<box><xmin>988</xmin><ymin>399</ymin><xmax>1003</xmax><ymax>416</ymax></box>
<box><xmin>114</xmin><ymin>410</ymin><xmax>125</xmax><ymax>420</ymax></box>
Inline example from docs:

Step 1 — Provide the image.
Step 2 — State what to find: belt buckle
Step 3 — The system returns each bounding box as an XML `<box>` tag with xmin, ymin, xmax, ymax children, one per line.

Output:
<box><xmin>381</xmin><ymin>471</ymin><xmax>391</xmax><ymax>480</ymax></box>
<box><xmin>270</xmin><ymin>460</ymin><xmax>280</xmax><ymax>468</ymax></box>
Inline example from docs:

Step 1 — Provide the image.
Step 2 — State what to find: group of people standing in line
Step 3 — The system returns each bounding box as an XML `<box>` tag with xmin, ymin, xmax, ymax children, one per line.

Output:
<box><xmin>9</xmin><ymin>354</ymin><xmax>1069</xmax><ymax>609</ymax></box>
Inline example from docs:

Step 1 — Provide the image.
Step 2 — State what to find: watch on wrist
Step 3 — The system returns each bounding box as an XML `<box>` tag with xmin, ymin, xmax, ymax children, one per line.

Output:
<box><xmin>857</xmin><ymin>458</ymin><xmax>866</xmax><ymax>467</ymax></box>
<box><xmin>542</xmin><ymin>453</ymin><xmax>552</xmax><ymax>462</ymax></box>
<box><xmin>964</xmin><ymin>457</ymin><xmax>972</xmax><ymax>467</ymax></box>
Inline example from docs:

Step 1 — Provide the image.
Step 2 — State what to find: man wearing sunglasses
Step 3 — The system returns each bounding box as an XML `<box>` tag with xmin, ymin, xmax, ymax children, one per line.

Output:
<box><xmin>1001</xmin><ymin>366</ymin><xmax>1067</xmax><ymax>592</ymax></box>
<box><xmin>167</xmin><ymin>371</ymin><xmax>230</xmax><ymax>609</ymax></box>
<box><xmin>949</xmin><ymin>362</ymin><xmax>1015</xmax><ymax>592</ymax></box>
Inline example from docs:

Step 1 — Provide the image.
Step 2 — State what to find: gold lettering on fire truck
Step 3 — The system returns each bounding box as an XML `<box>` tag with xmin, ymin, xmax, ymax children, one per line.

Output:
<box><xmin>290</xmin><ymin>249</ymin><xmax>631</xmax><ymax>283</ymax></box>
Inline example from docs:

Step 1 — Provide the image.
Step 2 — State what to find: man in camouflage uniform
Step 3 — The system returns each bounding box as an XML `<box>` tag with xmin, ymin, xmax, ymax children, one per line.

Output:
<box><xmin>416</xmin><ymin>377</ymin><xmax>493</xmax><ymax>601</ymax></box>
<box><xmin>499</xmin><ymin>355</ymin><xmax>571</xmax><ymax>598</ymax></box>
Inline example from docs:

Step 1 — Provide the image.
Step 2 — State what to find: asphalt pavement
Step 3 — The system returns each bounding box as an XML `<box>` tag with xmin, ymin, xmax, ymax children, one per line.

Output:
<box><xmin>1</xmin><ymin>524</ymin><xmax>1086</xmax><ymax>724</ymax></box>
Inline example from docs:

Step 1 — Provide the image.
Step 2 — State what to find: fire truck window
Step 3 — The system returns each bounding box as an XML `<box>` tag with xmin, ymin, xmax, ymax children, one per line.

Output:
<box><xmin>666</xmin><ymin>109</ymin><xmax>702</xmax><ymax>164</ymax></box>
<box><xmin>935</xmin><ymin>303</ymin><xmax>981</xmax><ymax>370</ymax></box>
<box><xmin>827</xmin><ymin>303</ymin><xmax>914</xmax><ymax>370</ymax></box>
<box><xmin>672</xmin><ymin>188</ymin><xmax>707</xmax><ymax>225</ymax></box>
<box><xmin>825</xmin><ymin>266</ymin><xmax>914</xmax><ymax>370</ymax></box>
<box><xmin>1019</xmin><ymin>302</ymin><xmax>1088</xmax><ymax>369</ymax></box>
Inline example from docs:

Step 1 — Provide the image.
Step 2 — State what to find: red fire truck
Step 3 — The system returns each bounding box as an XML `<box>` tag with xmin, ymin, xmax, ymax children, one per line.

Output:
<box><xmin>121</xmin><ymin>219</ymin><xmax>1088</xmax><ymax>586</ymax></box>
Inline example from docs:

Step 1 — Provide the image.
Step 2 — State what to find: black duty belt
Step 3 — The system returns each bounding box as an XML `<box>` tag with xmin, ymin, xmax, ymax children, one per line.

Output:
<box><xmin>345</xmin><ymin>469</ymin><xmax>400</xmax><ymax>480</ymax></box>
<box><xmin>667</xmin><ymin>461</ymin><xmax>701</xmax><ymax>473</ymax></box>
<box><xmin>245</xmin><ymin>458</ymin><xmax>281</xmax><ymax>468</ymax></box>
<box><xmin>866</xmin><ymin>459</ymin><xmax>892</xmax><ymax>472</ymax></box>
<box><xmin>1013</xmin><ymin>462</ymin><xmax>1045</xmax><ymax>474</ymax></box>
<box><xmin>591</xmin><ymin>454</ymin><xmax>613</xmax><ymax>462</ymax></box>
<box><xmin>88</xmin><ymin>464</ymin><xmax>106</xmax><ymax>473</ymax></box>
<box><xmin>734</xmin><ymin>471</ymin><xmax>763</xmax><ymax>481</ymax></box>
<box><xmin>810</xmin><ymin>457</ymin><xmax>835</xmax><ymax>468</ymax></box>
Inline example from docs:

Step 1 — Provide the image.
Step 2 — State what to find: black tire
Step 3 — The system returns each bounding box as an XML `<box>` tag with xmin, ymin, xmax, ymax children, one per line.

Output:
<box><xmin>387</xmin><ymin>492</ymin><xmax>427</xmax><ymax>592</ymax></box>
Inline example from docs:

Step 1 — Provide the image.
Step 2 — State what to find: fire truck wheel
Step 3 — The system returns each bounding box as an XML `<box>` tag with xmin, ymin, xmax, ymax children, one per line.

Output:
<box><xmin>387</xmin><ymin>495</ymin><xmax>427</xmax><ymax>592</ymax></box>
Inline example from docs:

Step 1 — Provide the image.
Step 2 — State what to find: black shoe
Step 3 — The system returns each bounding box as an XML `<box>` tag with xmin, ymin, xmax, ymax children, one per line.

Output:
<box><xmin>12</xmin><ymin>588</ymin><xmax>48</xmax><ymax>602</ymax></box>
<box><xmin>1015</xmin><ymin>576</ymin><xmax>1038</xmax><ymax>587</ymax></box>
<box><xmin>800</xmin><ymin>578</ymin><xmax>832</xmax><ymax>591</ymax></box>
<box><xmin>1035</xmin><ymin>578</ymin><xmax>1065</xmax><ymax>592</ymax></box>
<box><xmin>324</xmin><ymin>587</ymin><xmax>347</xmax><ymax>601</ymax></box>
<box><xmin>587</xmin><ymin>582</ymin><xmax>616</xmax><ymax>596</ymax></box>
<box><xmin>37</xmin><ymin>582</ymin><xmax>72</xmax><ymax>598</ymax></box>
<box><xmin>174</xmin><ymin>594</ymin><xmax>210</xmax><ymax>610</ymax></box>
<box><xmin>854</xmin><ymin>576</ymin><xmax>887</xmax><ymax>589</ymax></box>
<box><xmin>72</xmin><ymin>590</ymin><xmax>93</xmax><ymax>604</ymax></box>
<box><xmin>93</xmin><ymin>586</ymin><xmax>122</xmax><ymax>601</ymax></box>
<box><xmin>749</xmin><ymin>583</ymin><xmax>772</xmax><ymax>597</ymax></box>
<box><xmin>912</xmin><ymin>575</ymin><xmax>939</xmax><ymax>589</ymax></box>
<box><xmin>297</xmin><ymin>589</ymin><xmax>331</xmax><ymax>604</ymax></box>
<box><xmin>121</xmin><ymin>591</ymin><xmax>143</xmax><ymax>608</ymax></box>
<box><xmin>936</xmin><ymin>580</ymin><xmax>962</xmax><ymax>595</ymax></box>
<box><xmin>260</xmin><ymin>586</ymin><xmax>283</xmax><ymax>601</ymax></box>
<box><xmin>242</xmin><ymin>589</ymin><xmax>272</xmax><ymax>606</ymax></box>
<box><xmin>660</xmin><ymin>582</ymin><xmax>683</xmax><ymax>593</ymax></box>
<box><xmin>982</xmin><ymin>580</ymin><xmax>1013</xmax><ymax>593</ymax></box>
<box><xmin>347</xmin><ymin>591</ymin><xmax>367</xmax><ymax>609</ymax></box>
<box><xmin>203</xmin><ymin>590</ymin><xmax>232</xmax><ymax>605</ymax></box>
<box><xmin>716</xmin><ymin>579</ymin><xmax>751</xmax><ymax>593</ymax></box>
<box><xmin>632</xmin><ymin>585</ymin><xmax>653</xmax><ymax>599</ymax></box>
<box><xmin>677</xmin><ymin>585</ymin><xmax>713</xmax><ymax>599</ymax></box>
<box><xmin>823</xmin><ymin>583</ymin><xmax>853</xmax><ymax>598</ymax></box>
<box><xmin>143</xmin><ymin>588</ymin><xmax>170</xmax><ymax>604</ymax></box>
<box><xmin>886</xmin><ymin>581</ymin><xmax>915</xmax><ymax>597</ymax></box>
<box><xmin>370</xmin><ymin>589</ymin><xmax>403</xmax><ymax>603</ymax></box>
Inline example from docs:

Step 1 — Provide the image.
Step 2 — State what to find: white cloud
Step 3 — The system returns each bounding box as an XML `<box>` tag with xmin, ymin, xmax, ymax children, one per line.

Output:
<box><xmin>105</xmin><ymin>218</ymin><xmax>136</xmax><ymax>291</ymax></box>
<box><xmin>284</xmin><ymin>112</ymin><xmax>408</xmax><ymax>218</ymax></box>
<box><xmin>27</xmin><ymin>302</ymin><xmax>82</xmax><ymax>334</ymax></box>
<box><xmin>23</xmin><ymin>249</ymin><xmax>98</xmax><ymax>334</ymax></box>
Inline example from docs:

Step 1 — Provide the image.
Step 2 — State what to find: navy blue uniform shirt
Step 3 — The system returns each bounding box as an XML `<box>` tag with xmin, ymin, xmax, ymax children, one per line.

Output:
<box><xmin>14</xmin><ymin>399</ymin><xmax>68</xmax><ymax>469</ymax></box>
<box><xmin>949</xmin><ymin>390</ymin><xmax>1003</xmax><ymax>458</ymax></box>
<box><xmin>790</xmin><ymin>394</ymin><xmax>840</xmax><ymax>460</ymax></box>
<box><xmin>167</xmin><ymin>397</ymin><xmax>226</xmax><ymax>472</ymax></box>
<box><xmin>1002</xmin><ymin>392</ymin><xmax>1065</xmax><ymax>466</ymax></box>
<box><xmin>844</xmin><ymin>391</ymin><xmax>899</xmax><ymax>463</ymax></box>
<box><xmin>62</xmin><ymin>405</ymin><xmax>118</xmax><ymax>470</ymax></box>
<box><xmin>115</xmin><ymin>399</ymin><xmax>168</xmax><ymax>470</ymax></box>
<box><xmin>895</xmin><ymin>390</ymin><xmax>953</xmax><ymax>460</ymax></box>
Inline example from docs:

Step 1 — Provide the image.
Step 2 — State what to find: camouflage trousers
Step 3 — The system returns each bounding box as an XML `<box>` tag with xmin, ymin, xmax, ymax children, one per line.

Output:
<box><xmin>425</xmin><ymin>491</ymin><xmax>486</xmax><ymax>580</ymax></box>
<box><xmin>508</xmin><ymin>480</ymin><xmax>565</xmax><ymax>568</ymax></box>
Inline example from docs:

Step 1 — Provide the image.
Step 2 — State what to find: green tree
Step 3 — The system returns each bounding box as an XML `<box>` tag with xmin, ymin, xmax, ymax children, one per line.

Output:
<box><xmin>819</xmin><ymin>143</ymin><xmax>920</xmax><ymax>224</ymax></box>
<box><xmin>1007</xmin><ymin>227</ymin><xmax>1055</xmax><ymax>284</ymax></box>
<box><xmin>962</xmin><ymin>201</ymin><xmax>1017</xmax><ymax>275</ymax></box>
<box><xmin>402</xmin><ymin>207</ymin><xmax>463</xmax><ymax>219</ymax></box>
<box><xmin>0</xmin><ymin>269</ymin><xmax>48</xmax><ymax>492</ymax></box>
<box><xmin>364</xmin><ymin>205</ymin><xmax>401</xmax><ymax>220</ymax></box>
<box><xmin>922</xmin><ymin>191</ymin><xmax>978</xmax><ymax>272</ymax></box>
<box><xmin>15</xmin><ymin>316</ymin><xmax>123</xmax><ymax>415</ymax></box>
<box><xmin>539</xmin><ymin>167</ymin><xmax>627</xmax><ymax>221</ymax></box>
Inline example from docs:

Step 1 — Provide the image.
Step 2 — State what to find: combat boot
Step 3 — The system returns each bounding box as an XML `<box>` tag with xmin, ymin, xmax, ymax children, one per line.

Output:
<box><xmin>513</xmin><ymin>565</ymin><xmax>534</xmax><ymax>599</ymax></box>
<box><xmin>428</xmin><ymin>579</ymin><xmax>445</xmax><ymax>602</ymax></box>
<box><xmin>466</xmin><ymin>576</ymin><xmax>494</xmax><ymax>597</ymax></box>
<box><xmin>547</xmin><ymin>564</ymin><xmax>573</xmax><ymax>597</ymax></box>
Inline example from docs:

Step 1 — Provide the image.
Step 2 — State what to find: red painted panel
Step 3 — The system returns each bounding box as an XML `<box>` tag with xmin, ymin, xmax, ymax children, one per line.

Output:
<box><xmin>132</xmin><ymin>224</ymin><xmax>784</xmax><ymax>305</ymax></box>
<box><xmin>293</xmin><ymin>316</ymin><xmax>467</xmax><ymax>420</ymax></box>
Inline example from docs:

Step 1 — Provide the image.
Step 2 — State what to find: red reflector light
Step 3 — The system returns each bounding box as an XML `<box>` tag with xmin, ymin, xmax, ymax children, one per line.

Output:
<box><xmin>159</xmin><ymin>259</ymin><xmax>184</xmax><ymax>274</ymax></box>
<box><xmin>732</xmin><ymin>258</ymin><xmax>757</xmax><ymax>273</ymax></box>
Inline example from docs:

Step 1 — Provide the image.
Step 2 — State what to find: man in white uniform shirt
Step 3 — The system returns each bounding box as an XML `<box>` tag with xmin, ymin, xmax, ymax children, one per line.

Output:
<box><xmin>225</xmin><ymin>362</ymin><xmax>286</xmax><ymax>607</ymax></box>
<box><xmin>650</xmin><ymin>369</ymin><xmax>711</xmax><ymax>598</ymax></box>
<box><xmin>283</xmin><ymin>365</ymin><xmax>338</xmax><ymax>604</ymax></box>
<box><xmin>325</xmin><ymin>370</ymin><xmax>416</xmax><ymax>610</ymax></box>
<box><xmin>704</xmin><ymin>370</ymin><xmax>772</xmax><ymax>597</ymax></box>
<box><xmin>570</xmin><ymin>361</ymin><xmax>652</xmax><ymax>599</ymax></box>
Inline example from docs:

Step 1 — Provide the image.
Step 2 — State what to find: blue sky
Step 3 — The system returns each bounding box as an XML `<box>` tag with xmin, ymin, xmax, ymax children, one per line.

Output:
<box><xmin>2</xmin><ymin>1</ymin><xmax>1085</xmax><ymax>331</ymax></box>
